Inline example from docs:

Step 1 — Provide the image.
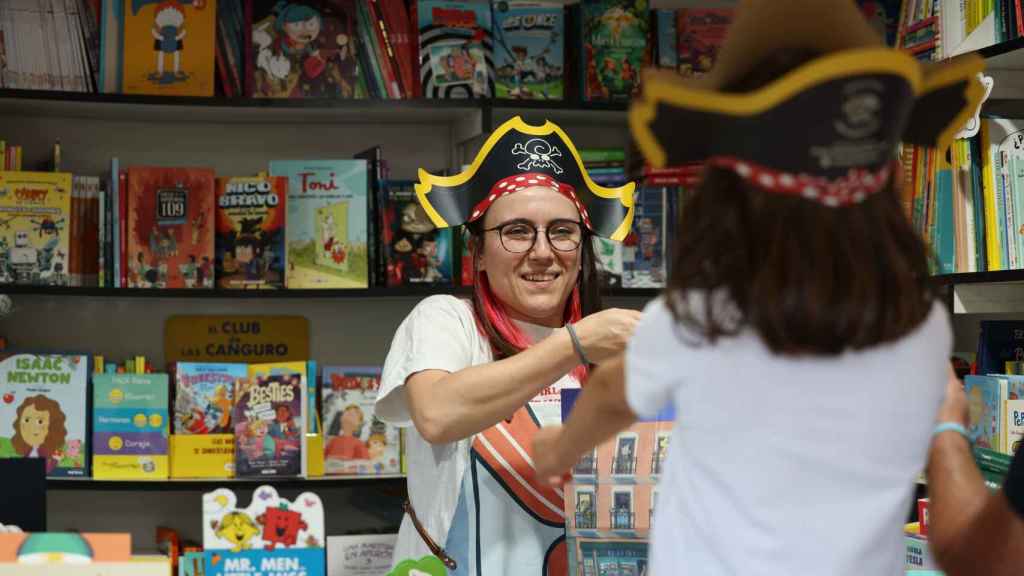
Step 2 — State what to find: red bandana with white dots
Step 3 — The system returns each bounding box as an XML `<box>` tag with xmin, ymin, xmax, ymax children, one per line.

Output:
<box><xmin>706</xmin><ymin>156</ymin><xmax>896</xmax><ymax>208</ymax></box>
<box><xmin>469</xmin><ymin>172</ymin><xmax>594</xmax><ymax>230</ymax></box>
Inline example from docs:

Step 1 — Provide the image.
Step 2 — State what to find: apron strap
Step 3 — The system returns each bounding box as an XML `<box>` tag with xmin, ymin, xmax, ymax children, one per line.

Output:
<box><xmin>403</xmin><ymin>500</ymin><xmax>458</xmax><ymax>571</ymax></box>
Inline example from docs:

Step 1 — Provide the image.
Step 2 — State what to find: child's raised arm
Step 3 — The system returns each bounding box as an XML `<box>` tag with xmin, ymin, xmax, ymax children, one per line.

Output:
<box><xmin>532</xmin><ymin>355</ymin><xmax>637</xmax><ymax>485</ymax></box>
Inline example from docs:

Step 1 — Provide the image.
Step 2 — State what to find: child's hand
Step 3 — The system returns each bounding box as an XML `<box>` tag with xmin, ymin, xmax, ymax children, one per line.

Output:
<box><xmin>533</xmin><ymin>426</ymin><xmax>573</xmax><ymax>486</ymax></box>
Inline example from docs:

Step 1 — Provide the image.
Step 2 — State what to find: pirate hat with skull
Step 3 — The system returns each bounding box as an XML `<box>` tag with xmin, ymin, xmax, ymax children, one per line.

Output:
<box><xmin>415</xmin><ymin>116</ymin><xmax>635</xmax><ymax>241</ymax></box>
<box><xmin>629</xmin><ymin>0</ymin><xmax>987</xmax><ymax>208</ymax></box>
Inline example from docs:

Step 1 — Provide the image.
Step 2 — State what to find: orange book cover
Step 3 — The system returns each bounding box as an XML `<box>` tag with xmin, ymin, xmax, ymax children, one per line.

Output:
<box><xmin>126</xmin><ymin>166</ymin><xmax>215</xmax><ymax>289</ymax></box>
<box><xmin>121</xmin><ymin>0</ymin><xmax>218</xmax><ymax>96</ymax></box>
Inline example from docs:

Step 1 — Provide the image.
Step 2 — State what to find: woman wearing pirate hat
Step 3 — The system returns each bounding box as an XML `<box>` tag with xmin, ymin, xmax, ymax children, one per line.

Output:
<box><xmin>374</xmin><ymin>116</ymin><xmax>638</xmax><ymax>575</ymax></box>
<box><xmin>533</xmin><ymin>0</ymin><xmax>986</xmax><ymax>574</ymax></box>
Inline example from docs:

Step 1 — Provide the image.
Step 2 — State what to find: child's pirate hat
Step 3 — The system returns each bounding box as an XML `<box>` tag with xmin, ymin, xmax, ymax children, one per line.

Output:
<box><xmin>630</xmin><ymin>0</ymin><xmax>986</xmax><ymax>207</ymax></box>
<box><xmin>415</xmin><ymin>117</ymin><xmax>635</xmax><ymax>241</ymax></box>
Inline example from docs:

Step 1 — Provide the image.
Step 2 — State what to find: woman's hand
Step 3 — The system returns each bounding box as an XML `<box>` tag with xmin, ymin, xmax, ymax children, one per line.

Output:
<box><xmin>532</xmin><ymin>425</ymin><xmax>574</xmax><ymax>486</ymax></box>
<box><xmin>572</xmin><ymin>308</ymin><xmax>643</xmax><ymax>364</ymax></box>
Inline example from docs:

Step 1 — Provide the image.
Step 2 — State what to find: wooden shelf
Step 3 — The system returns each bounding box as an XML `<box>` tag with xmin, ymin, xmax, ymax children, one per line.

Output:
<box><xmin>0</xmin><ymin>284</ymin><xmax>660</xmax><ymax>300</ymax></box>
<box><xmin>47</xmin><ymin>474</ymin><xmax>406</xmax><ymax>491</ymax></box>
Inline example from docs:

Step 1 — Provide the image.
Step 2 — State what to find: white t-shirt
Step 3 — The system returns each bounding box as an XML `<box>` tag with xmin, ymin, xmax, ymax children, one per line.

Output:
<box><xmin>375</xmin><ymin>294</ymin><xmax>577</xmax><ymax>570</ymax></box>
<box><xmin>626</xmin><ymin>295</ymin><xmax>951</xmax><ymax>576</ymax></box>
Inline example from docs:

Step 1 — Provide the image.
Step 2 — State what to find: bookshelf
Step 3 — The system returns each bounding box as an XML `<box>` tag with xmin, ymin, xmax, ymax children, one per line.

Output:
<box><xmin>46</xmin><ymin>475</ymin><xmax>406</xmax><ymax>492</ymax></box>
<box><xmin>0</xmin><ymin>285</ymin><xmax>660</xmax><ymax>299</ymax></box>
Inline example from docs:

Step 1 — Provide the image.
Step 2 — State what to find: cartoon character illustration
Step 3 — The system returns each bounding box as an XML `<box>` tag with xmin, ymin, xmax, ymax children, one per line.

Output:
<box><xmin>149</xmin><ymin>1</ymin><xmax>189</xmax><ymax>83</ymax></box>
<box><xmin>198</xmin><ymin>255</ymin><xmax>213</xmax><ymax>287</ymax></box>
<box><xmin>207</xmin><ymin>385</ymin><xmax>232</xmax><ymax>432</ymax></box>
<box><xmin>179</xmin><ymin>254</ymin><xmax>198</xmax><ymax>287</ymax></box>
<box><xmin>213</xmin><ymin>511</ymin><xmax>261</xmax><ymax>552</ymax></box>
<box><xmin>29</xmin><ymin>217</ymin><xmax>65</xmax><ymax>238</ymax></box>
<box><xmin>414</xmin><ymin>236</ymin><xmax>442</xmax><ymax>282</ymax></box>
<box><xmin>191</xmin><ymin>210</ymin><xmax>206</xmax><ymax>245</ymax></box>
<box><xmin>968</xmin><ymin>386</ymin><xmax>992</xmax><ymax>449</ymax></box>
<box><xmin>325</xmin><ymin>404</ymin><xmax>369</xmax><ymax>461</ymax></box>
<box><xmin>267</xmin><ymin>404</ymin><xmax>299</xmax><ymax>457</ymax></box>
<box><xmin>6</xmin><ymin>228</ymin><xmax>61</xmax><ymax>285</ymax></box>
<box><xmin>257</xmin><ymin>506</ymin><xmax>308</xmax><ymax>550</ymax></box>
<box><xmin>10</xmin><ymin>395</ymin><xmax>67</xmax><ymax>473</ymax></box>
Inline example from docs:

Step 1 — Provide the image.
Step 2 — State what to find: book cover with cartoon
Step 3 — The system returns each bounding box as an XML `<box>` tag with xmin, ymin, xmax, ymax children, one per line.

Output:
<box><xmin>418</xmin><ymin>0</ymin><xmax>495</xmax><ymax>98</ymax></box>
<box><xmin>593</xmin><ymin>236</ymin><xmax>623</xmax><ymax>288</ymax></box>
<box><xmin>0</xmin><ymin>354</ymin><xmax>88</xmax><ymax>477</ymax></box>
<box><xmin>93</xmin><ymin>373</ymin><xmax>171</xmax><ymax>480</ymax></box>
<box><xmin>234</xmin><ymin>362</ymin><xmax>306</xmax><ymax>477</ymax></box>
<box><xmin>120</xmin><ymin>0</ymin><xmax>218</xmax><ymax>96</ymax></box>
<box><xmin>202</xmin><ymin>485</ymin><xmax>325</xmax><ymax>575</ymax></box>
<box><xmin>126</xmin><ymin>166</ymin><xmax>215</xmax><ymax>289</ymax></box>
<box><xmin>676</xmin><ymin>8</ymin><xmax>732</xmax><ymax>78</ymax></box>
<box><xmin>249</xmin><ymin>0</ymin><xmax>363</xmax><ymax>99</ymax></box>
<box><xmin>381</xmin><ymin>181</ymin><xmax>452</xmax><ymax>286</ymax></box>
<box><xmin>321</xmin><ymin>366</ymin><xmax>400</xmax><ymax>476</ymax></box>
<box><xmin>580</xmin><ymin>0</ymin><xmax>649</xmax><ymax>102</ymax></box>
<box><xmin>270</xmin><ymin>160</ymin><xmax>368</xmax><ymax>289</ymax></box>
<box><xmin>0</xmin><ymin>171</ymin><xmax>71</xmax><ymax>286</ymax></box>
<box><xmin>622</xmin><ymin>186</ymin><xmax>666</xmax><ymax>288</ymax></box>
<box><xmin>215</xmin><ymin>175</ymin><xmax>287</xmax><ymax>289</ymax></box>
<box><xmin>965</xmin><ymin>375</ymin><xmax>1003</xmax><ymax>452</ymax></box>
<box><xmin>175</xmin><ymin>362</ymin><xmax>247</xmax><ymax>435</ymax></box>
<box><xmin>492</xmin><ymin>1</ymin><xmax>563</xmax><ymax>100</ymax></box>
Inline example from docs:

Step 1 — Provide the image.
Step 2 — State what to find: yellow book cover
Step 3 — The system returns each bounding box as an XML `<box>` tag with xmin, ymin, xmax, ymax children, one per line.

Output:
<box><xmin>169</xmin><ymin>433</ymin><xmax>234</xmax><ymax>478</ymax></box>
<box><xmin>121</xmin><ymin>0</ymin><xmax>217</xmax><ymax>96</ymax></box>
<box><xmin>0</xmin><ymin>171</ymin><xmax>71</xmax><ymax>285</ymax></box>
<box><xmin>981</xmin><ymin>121</ymin><xmax>1002</xmax><ymax>271</ymax></box>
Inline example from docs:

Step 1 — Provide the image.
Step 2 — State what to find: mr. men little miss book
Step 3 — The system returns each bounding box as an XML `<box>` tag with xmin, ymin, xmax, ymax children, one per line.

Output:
<box><xmin>215</xmin><ymin>175</ymin><xmax>287</xmax><ymax>289</ymax></box>
<box><xmin>127</xmin><ymin>166</ymin><xmax>215</xmax><ymax>289</ymax></box>
<box><xmin>0</xmin><ymin>354</ymin><xmax>88</xmax><ymax>477</ymax></box>
<box><xmin>121</xmin><ymin>0</ymin><xmax>218</xmax><ymax>96</ymax></box>
<box><xmin>270</xmin><ymin>160</ymin><xmax>368</xmax><ymax>288</ymax></box>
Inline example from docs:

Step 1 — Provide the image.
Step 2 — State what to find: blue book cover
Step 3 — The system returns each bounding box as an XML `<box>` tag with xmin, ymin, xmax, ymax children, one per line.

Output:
<box><xmin>623</xmin><ymin>187</ymin><xmax>667</xmax><ymax>288</ymax></box>
<box><xmin>978</xmin><ymin>320</ymin><xmax>1024</xmax><ymax>375</ymax></box>
<box><xmin>418</xmin><ymin>0</ymin><xmax>495</xmax><ymax>98</ymax></box>
<box><xmin>174</xmin><ymin>362</ymin><xmax>247</xmax><ymax>435</ymax></box>
<box><xmin>655</xmin><ymin>10</ymin><xmax>677</xmax><ymax>69</ymax></box>
<box><xmin>964</xmin><ymin>375</ymin><xmax>1003</xmax><ymax>451</ymax></box>
<box><xmin>492</xmin><ymin>1</ymin><xmax>564</xmax><ymax>100</ymax></box>
<box><xmin>270</xmin><ymin>160</ymin><xmax>369</xmax><ymax>289</ymax></box>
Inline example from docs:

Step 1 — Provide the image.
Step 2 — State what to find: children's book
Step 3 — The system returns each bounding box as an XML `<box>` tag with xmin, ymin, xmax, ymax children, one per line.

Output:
<box><xmin>593</xmin><ymin>236</ymin><xmax>622</xmax><ymax>288</ymax></box>
<box><xmin>965</xmin><ymin>375</ymin><xmax>1007</xmax><ymax>452</ymax></box>
<box><xmin>92</xmin><ymin>373</ymin><xmax>171</xmax><ymax>480</ymax></box>
<box><xmin>126</xmin><ymin>166</ymin><xmax>216</xmax><ymax>289</ymax></box>
<box><xmin>417</xmin><ymin>0</ymin><xmax>494</xmax><ymax>98</ymax></box>
<box><xmin>560</xmin><ymin>388</ymin><xmax>674</xmax><ymax>576</ymax></box>
<box><xmin>174</xmin><ymin>362</ymin><xmax>247</xmax><ymax>435</ymax></box>
<box><xmin>1005</xmin><ymin>399</ymin><xmax>1024</xmax><ymax>456</ymax></box>
<box><xmin>249</xmin><ymin>0</ymin><xmax>363</xmax><ymax>99</ymax></box>
<box><xmin>0</xmin><ymin>354</ymin><xmax>88</xmax><ymax>477</ymax></box>
<box><xmin>120</xmin><ymin>0</ymin><xmax>218</xmax><ymax>96</ymax></box>
<box><xmin>381</xmin><ymin>181</ymin><xmax>452</xmax><ymax>286</ymax></box>
<box><xmin>271</xmin><ymin>160</ymin><xmax>369</xmax><ymax>289</ymax></box>
<box><xmin>623</xmin><ymin>186</ymin><xmax>667</xmax><ymax>288</ymax></box>
<box><xmin>215</xmin><ymin>175</ymin><xmax>287</xmax><ymax>289</ymax></box>
<box><xmin>675</xmin><ymin>8</ymin><xmax>733</xmax><ymax>78</ymax></box>
<box><xmin>580</xmin><ymin>0</ymin><xmax>649</xmax><ymax>102</ymax></box>
<box><xmin>234</xmin><ymin>361</ymin><xmax>306</xmax><ymax>477</ymax></box>
<box><xmin>321</xmin><ymin>366</ymin><xmax>400</xmax><ymax>476</ymax></box>
<box><xmin>0</xmin><ymin>171</ymin><xmax>71</xmax><ymax>286</ymax></box>
<box><xmin>492</xmin><ymin>1</ymin><xmax>563</xmax><ymax>100</ymax></box>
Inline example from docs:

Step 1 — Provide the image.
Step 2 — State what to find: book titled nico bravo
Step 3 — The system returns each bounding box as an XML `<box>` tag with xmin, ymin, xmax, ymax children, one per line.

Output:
<box><xmin>233</xmin><ymin>362</ymin><xmax>307</xmax><ymax>477</ymax></box>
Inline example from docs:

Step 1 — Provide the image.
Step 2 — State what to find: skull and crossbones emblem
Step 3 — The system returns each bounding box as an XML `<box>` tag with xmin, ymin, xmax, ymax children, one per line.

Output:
<box><xmin>511</xmin><ymin>138</ymin><xmax>563</xmax><ymax>174</ymax></box>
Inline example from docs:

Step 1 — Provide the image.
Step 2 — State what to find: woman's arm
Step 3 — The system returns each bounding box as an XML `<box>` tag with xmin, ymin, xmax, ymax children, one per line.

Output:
<box><xmin>927</xmin><ymin>372</ymin><xmax>1024</xmax><ymax>576</ymax></box>
<box><xmin>405</xmin><ymin>306</ymin><xmax>642</xmax><ymax>445</ymax></box>
<box><xmin>405</xmin><ymin>328</ymin><xmax>580</xmax><ymax>444</ymax></box>
<box><xmin>531</xmin><ymin>355</ymin><xmax>637</xmax><ymax>482</ymax></box>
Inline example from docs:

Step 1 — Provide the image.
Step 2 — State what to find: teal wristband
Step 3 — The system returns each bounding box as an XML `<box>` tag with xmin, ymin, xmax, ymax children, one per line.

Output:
<box><xmin>933</xmin><ymin>422</ymin><xmax>972</xmax><ymax>444</ymax></box>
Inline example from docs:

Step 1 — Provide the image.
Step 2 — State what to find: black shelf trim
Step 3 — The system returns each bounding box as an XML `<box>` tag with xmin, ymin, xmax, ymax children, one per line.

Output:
<box><xmin>0</xmin><ymin>88</ymin><xmax>631</xmax><ymax>115</ymax></box>
<box><xmin>1</xmin><ymin>284</ymin><xmax>659</xmax><ymax>299</ymax></box>
<box><xmin>976</xmin><ymin>37</ymin><xmax>1024</xmax><ymax>60</ymax></box>
<box><xmin>47</xmin><ymin>475</ymin><xmax>407</xmax><ymax>491</ymax></box>
<box><xmin>932</xmin><ymin>270</ymin><xmax>1024</xmax><ymax>284</ymax></box>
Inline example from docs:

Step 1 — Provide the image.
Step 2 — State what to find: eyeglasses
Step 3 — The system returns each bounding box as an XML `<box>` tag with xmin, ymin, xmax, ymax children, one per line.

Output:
<box><xmin>483</xmin><ymin>219</ymin><xmax>583</xmax><ymax>253</ymax></box>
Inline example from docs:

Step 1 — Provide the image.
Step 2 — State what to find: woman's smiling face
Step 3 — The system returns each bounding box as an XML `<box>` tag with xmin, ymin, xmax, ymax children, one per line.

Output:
<box><xmin>478</xmin><ymin>186</ymin><xmax>582</xmax><ymax>327</ymax></box>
